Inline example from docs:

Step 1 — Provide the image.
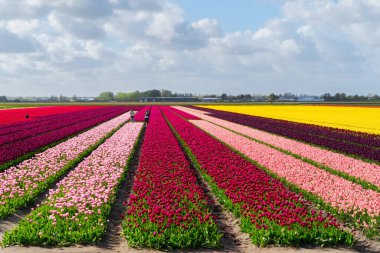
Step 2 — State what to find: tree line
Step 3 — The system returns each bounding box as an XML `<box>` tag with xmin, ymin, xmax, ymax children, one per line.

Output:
<box><xmin>97</xmin><ymin>89</ymin><xmax>197</xmax><ymax>102</ymax></box>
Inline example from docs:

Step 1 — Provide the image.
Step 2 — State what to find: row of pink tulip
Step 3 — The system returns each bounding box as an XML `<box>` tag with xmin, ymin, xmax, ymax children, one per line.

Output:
<box><xmin>190</xmin><ymin>119</ymin><xmax>380</xmax><ymax>217</ymax></box>
<box><xmin>163</xmin><ymin>106</ymin><xmax>353</xmax><ymax>246</ymax></box>
<box><xmin>0</xmin><ymin>112</ymin><xmax>131</xmax><ymax>218</ymax></box>
<box><xmin>3</xmin><ymin>122</ymin><xmax>143</xmax><ymax>246</ymax></box>
<box><xmin>175</xmin><ymin>106</ymin><xmax>380</xmax><ymax>188</ymax></box>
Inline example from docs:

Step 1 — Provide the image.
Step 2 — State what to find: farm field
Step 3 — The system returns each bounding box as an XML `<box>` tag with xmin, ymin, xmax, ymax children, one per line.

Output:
<box><xmin>0</xmin><ymin>104</ymin><xmax>379</xmax><ymax>253</ymax></box>
<box><xmin>199</xmin><ymin>105</ymin><xmax>380</xmax><ymax>135</ymax></box>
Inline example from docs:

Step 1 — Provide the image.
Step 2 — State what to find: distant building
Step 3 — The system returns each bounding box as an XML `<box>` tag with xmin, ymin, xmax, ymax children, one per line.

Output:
<box><xmin>77</xmin><ymin>97</ymin><xmax>95</xmax><ymax>102</ymax></box>
<box><xmin>278</xmin><ymin>93</ymin><xmax>296</xmax><ymax>102</ymax></box>
<box><xmin>201</xmin><ymin>97</ymin><xmax>221</xmax><ymax>102</ymax></box>
<box><xmin>297</xmin><ymin>97</ymin><xmax>324</xmax><ymax>102</ymax></box>
<box><xmin>140</xmin><ymin>97</ymin><xmax>200</xmax><ymax>102</ymax></box>
<box><xmin>251</xmin><ymin>95</ymin><xmax>267</xmax><ymax>102</ymax></box>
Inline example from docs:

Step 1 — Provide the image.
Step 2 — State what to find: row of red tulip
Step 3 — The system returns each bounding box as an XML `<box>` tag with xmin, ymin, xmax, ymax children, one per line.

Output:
<box><xmin>122</xmin><ymin>106</ymin><xmax>220</xmax><ymax>250</ymax></box>
<box><xmin>161</xmin><ymin>107</ymin><xmax>353</xmax><ymax>246</ymax></box>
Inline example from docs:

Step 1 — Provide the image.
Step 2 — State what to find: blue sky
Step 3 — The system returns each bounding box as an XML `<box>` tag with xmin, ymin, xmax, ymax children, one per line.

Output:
<box><xmin>176</xmin><ymin>0</ymin><xmax>280</xmax><ymax>32</ymax></box>
<box><xmin>0</xmin><ymin>0</ymin><xmax>379</xmax><ymax>96</ymax></box>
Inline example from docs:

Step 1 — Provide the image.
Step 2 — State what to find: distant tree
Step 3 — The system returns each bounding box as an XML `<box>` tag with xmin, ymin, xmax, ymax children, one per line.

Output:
<box><xmin>221</xmin><ymin>93</ymin><xmax>227</xmax><ymax>101</ymax></box>
<box><xmin>0</xmin><ymin>96</ymin><xmax>7</xmax><ymax>102</ymax></box>
<box><xmin>115</xmin><ymin>92</ymin><xmax>129</xmax><ymax>102</ymax></box>
<box><xmin>72</xmin><ymin>94</ymin><xmax>78</xmax><ymax>102</ymax></box>
<box><xmin>97</xmin><ymin>91</ymin><xmax>114</xmax><ymax>101</ymax></box>
<box><xmin>50</xmin><ymin>96</ymin><xmax>58</xmax><ymax>102</ymax></box>
<box><xmin>142</xmin><ymin>89</ymin><xmax>161</xmax><ymax>97</ymax></box>
<box><xmin>334</xmin><ymin>93</ymin><xmax>346</xmax><ymax>101</ymax></box>
<box><xmin>268</xmin><ymin>93</ymin><xmax>279</xmax><ymax>103</ymax></box>
<box><xmin>161</xmin><ymin>89</ymin><xmax>173</xmax><ymax>97</ymax></box>
<box><xmin>128</xmin><ymin>91</ymin><xmax>141</xmax><ymax>101</ymax></box>
<box><xmin>322</xmin><ymin>93</ymin><xmax>332</xmax><ymax>101</ymax></box>
<box><xmin>237</xmin><ymin>94</ymin><xmax>244</xmax><ymax>100</ymax></box>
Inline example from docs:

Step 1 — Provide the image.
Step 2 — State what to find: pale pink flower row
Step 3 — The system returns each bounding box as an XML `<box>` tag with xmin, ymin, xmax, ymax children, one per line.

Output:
<box><xmin>176</xmin><ymin>106</ymin><xmax>380</xmax><ymax>187</ymax></box>
<box><xmin>45</xmin><ymin>122</ymin><xmax>143</xmax><ymax>217</ymax></box>
<box><xmin>0</xmin><ymin>112</ymin><xmax>131</xmax><ymax>205</ymax></box>
<box><xmin>190</xmin><ymin>119</ymin><xmax>380</xmax><ymax>216</ymax></box>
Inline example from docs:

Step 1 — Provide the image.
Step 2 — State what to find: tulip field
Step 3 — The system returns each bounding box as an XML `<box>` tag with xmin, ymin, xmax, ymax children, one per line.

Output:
<box><xmin>0</xmin><ymin>104</ymin><xmax>379</xmax><ymax>252</ymax></box>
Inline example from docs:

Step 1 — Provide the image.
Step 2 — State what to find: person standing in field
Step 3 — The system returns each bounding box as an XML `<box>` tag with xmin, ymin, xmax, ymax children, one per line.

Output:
<box><xmin>130</xmin><ymin>110</ymin><xmax>135</xmax><ymax>122</ymax></box>
<box><xmin>144</xmin><ymin>110</ymin><xmax>150</xmax><ymax>124</ymax></box>
<box><xmin>25</xmin><ymin>113</ymin><xmax>29</xmax><ymax>119</ymax></box>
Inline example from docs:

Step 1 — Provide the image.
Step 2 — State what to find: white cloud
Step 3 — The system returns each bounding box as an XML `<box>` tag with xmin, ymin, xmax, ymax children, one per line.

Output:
<box><xmin>50</xmin><ymin>0</ymin><xmax>113</xmax><ymax>19</ymax></box>
<box><xmin>1</xmin><ymin>0</ymin><xmax>380</xmax><ymax>96</ymax></box>
<box><xmin>47</xmin><ymin>12</ymin><xmax>105</xmax><ymax>40</ymax></box>
<box><xmin>5</xmin><ymin>19</ymin><xmax>40</xmax><ymax>37</ymax></box>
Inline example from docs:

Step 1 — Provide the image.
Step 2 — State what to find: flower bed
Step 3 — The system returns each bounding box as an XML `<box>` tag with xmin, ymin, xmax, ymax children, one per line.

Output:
<box><xmin>197</xmin><ymin>105</ymin><xmax>380</xmax><ymax>135</ymax></box>
<box><xmin>0</xmin><ymin>112</ymin><xmax>130</xmax><ymax>218</ymax></box>
<box><xmin>134</xmin><ymin>106</ymin><xmax>151</xmax><ymax>121</ymax></box>
<box><xmin>161</xmin><ymin>107</ymin><xmax>353</xmax><ymax>246</ymax></box>
<box><xmin>2</xmin><ymin>122</ymin><xmax>143</xmax><ymax>246</ymax></box>
<box><xmin>190</xmin><ymin>119</ymin><xmax>380</xmax><ymax>238</ymax></box>
<box><xmin>0</xmin><ymin>106</ymin><xmax>99</xmax><ymax>125</ymax></box>
<box><xmin>0</xmin><ymin>106</ymin><xmax>134</xmax><ymax>165</ymax></box>
<box><xmin>0</xmin><ymin>107</ymin><xmax>123</xmax><ymax>146</ymax></box>
<box><xmin>175</xmin><ymin>106</ymin><xmax>380</xmax><ymax>188</ymax></box>
<box><xmin>188</xmin><ymin>106</ymin><xmax>380</xmax><ymax>162</ymax></box>
<box><xmin>122</xmin><ymin>106</ymin><xmax>220</xmax><ymax>250</ymax></box>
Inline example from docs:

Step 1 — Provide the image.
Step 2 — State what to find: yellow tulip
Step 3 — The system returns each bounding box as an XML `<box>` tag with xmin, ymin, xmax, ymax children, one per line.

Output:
<box><xmin>200</xmin><ymin>105</ymin><xmax>380</xmax><ymax>135</ymax></box>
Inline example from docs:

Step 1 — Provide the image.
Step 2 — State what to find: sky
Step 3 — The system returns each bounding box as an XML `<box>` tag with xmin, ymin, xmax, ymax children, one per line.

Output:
<box><xmin>0</xmin><ymin>0</ymin><xmax>380</xmax><ymax>97</ymax></box>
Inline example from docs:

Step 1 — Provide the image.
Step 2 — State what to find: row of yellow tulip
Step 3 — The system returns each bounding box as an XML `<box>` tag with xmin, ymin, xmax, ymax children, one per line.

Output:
<box><xmin>200</xmin><ymin>105</ymin><xmax>380</xmax><ymax>135</ymax></box>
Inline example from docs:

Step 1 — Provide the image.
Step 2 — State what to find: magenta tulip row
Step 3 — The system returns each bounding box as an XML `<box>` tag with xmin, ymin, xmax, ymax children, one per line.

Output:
<box><xmin>0</xmin><ymin>107</ymin><xmax>136</xmax><ymax>145</ymax></box>
<box><xmin>0</xmin><ymin>112</ymin><xmax>130</xmax><ymax>218</ymax></box>
<box><xmin>0</xmin><ymin>107</ymin><xmax>102</xmax><ymax>136</ymax></box>
<box><xmin>176</xmin><ymin>106</ymin><xmax>380</xmax><ymax>188</ymax></box>
<box><xmin>161</xmin><ymin>107</ymin><xmax>352</xmax><ymax>246</ymax></box>
<box><xmin>0</xmin><ymin>107</ymin><xmax>132</xmax><ymax>166</ymax></box>
<box><xmin>122</xmin><ymin>106</ymin><xmax>220</xmax><ymax>249</ymax></box>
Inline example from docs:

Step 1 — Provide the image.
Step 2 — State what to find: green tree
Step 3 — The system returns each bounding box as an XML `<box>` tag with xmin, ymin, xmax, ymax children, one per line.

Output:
<box><xmin>115</xmin><ymin>92</ymin><xmax>129</xmax><ymax>101</ymax></box>
<box><xmin>142</xmin><ymin>89</ymin><xmax>161</xmax><ymax>97</ymax></box>
<box><xmin>127</xmin><ymin>91</ymin><xmax>141</xmax><ymax>101</ymax></box>
<box><xmin>97</xmin><ymin>91</ymin><xmax>114</xmax><ymax>101</ymax></box>
<box><xmin>161</xmin><ymin>89</ymin><xmax>173</xmax><ymax>97</ymax></box>
<box><xmin>268</xmin><ymin>93</ymin><xmax>279</xmax><ymax>103</ymax></box>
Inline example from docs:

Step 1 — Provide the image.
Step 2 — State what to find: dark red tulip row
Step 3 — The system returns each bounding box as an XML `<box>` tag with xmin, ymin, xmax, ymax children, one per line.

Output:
<box><xmin>162</xmin><ymin>107</ymin><xmax>353</xmax><ymax>246</ymax></box>
<box><xmin>0</xmin><ymin>107</ymin><xmax>140</xmax><ymax>146</ymax></box>
<box><xmin>0</xmin><ymin>106</ymin><xmax>142</xmax><ymax>135</ymax></box>
<box><xmin>0</xmin><ymin>106</ymin><xmax>98</xmax><ymax>125</ymax></box>
<box><xmin>122</xmin><ymin>106</ymin><xmax>220</xmax><ymax>250</ymax></box>
<box><xmin>189</xmin><ymin>106</ymin><xmax>380</xmax><ymax>162</ymax></box>
<box><xmin>0</xmin><ymin>106</ymin><xmax>135</xmax><ymax>165</ymax></box>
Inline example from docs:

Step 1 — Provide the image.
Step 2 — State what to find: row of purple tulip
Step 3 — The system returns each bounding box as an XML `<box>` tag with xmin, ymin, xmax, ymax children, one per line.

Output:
<box><xmin>188</xmin><ymin>106</ymin><xmax>380</xmax><ymax>162</ymax></box>
<box><xmin>0</xmin><ymin>107</ymin><xmax>132</xmax><ymax>166</ymax></box>
<box><xmin>0</xmin><ymin>107</ymin><xmax>129</xmax><ymax>146</ymax></box>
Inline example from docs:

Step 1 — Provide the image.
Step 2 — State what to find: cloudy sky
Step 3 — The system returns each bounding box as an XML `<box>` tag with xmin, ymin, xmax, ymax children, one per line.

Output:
<box><xmin>1</xmin><ymin>0</ymin><xmax>380</xmax><ymax>96</ymax></box>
